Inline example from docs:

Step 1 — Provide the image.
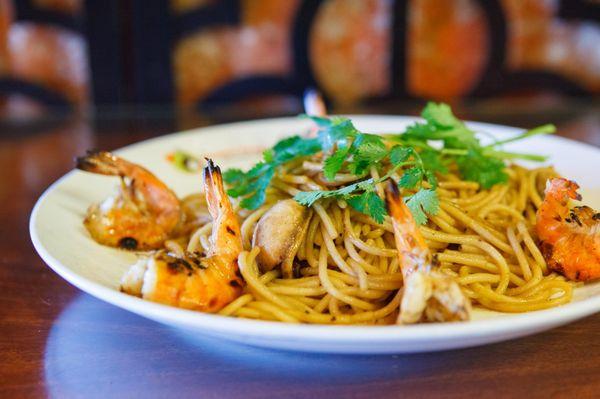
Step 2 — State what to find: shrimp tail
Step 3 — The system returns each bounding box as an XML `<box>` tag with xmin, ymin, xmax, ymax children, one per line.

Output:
<box><xmin>76</xmin><ymin>150</ymin><xmax>125</xmax><ymax>176</ymax></box>
<box><xmin>76</xmin><ymin>150</ymin><xmax>181</xmax><ymax>250</ymax></box>
<box><xmin>203</xmin><ymin>158</ymin><xmax>242</xmax><ymax>259</ymax></box>
<box><xmin>203</xmin><ymin>158</ymin><xmax>227</xmax><ymax>220</ymax></box>
<box><xmin>385</xmin><ymin>181</ymin><xmax>429</xmax><ymax>260</ymax></box>
<box><xmin>385</xmin><ymin>181</ymin><xmax>410</xmax><ymax>224</ymax></box>
<box><xmin>545</xmin><ymin>178</ymin><xmax>582</xmax><ymax>203</ymax></box>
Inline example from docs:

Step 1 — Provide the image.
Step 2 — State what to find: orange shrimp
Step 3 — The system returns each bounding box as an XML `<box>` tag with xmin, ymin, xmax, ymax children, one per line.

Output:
<box><xmin>385</xmin><ymin>181</ymin><xmax>471</xmax><ymax>324</ymax></box>
<box><xmin>76</xmin><ymin>151</ymin><xmax>181</xmax><ymax>250</ymax></box>
<box><xmin>536</xmin><ymin>178</ymin><xmax>600</xmax><ymax>281</ymax></box>
<box><xmin>120</xmin><ymin>159</ymin><xmax>244</xmax><ymax>312</ymax></box>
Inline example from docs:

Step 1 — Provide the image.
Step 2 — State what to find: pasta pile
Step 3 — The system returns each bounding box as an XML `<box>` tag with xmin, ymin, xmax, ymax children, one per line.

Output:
<box><xmin>164</xmin><ymin>162</ymin><xmax>573</xmax><ymax>324</ymax></box>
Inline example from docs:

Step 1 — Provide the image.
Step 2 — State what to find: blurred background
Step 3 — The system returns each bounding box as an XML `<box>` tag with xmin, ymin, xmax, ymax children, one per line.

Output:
<box><xmin>0</xmin><ymin>0</ymin><xmax>597</xmax><ymax>133</ymax></box>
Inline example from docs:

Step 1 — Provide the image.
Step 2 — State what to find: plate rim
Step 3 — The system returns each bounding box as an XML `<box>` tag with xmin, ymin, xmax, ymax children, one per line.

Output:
<box><xmin>29</xmin><ymin>115</ymin><xmax>600</xmax><ymax>347</ymax></box>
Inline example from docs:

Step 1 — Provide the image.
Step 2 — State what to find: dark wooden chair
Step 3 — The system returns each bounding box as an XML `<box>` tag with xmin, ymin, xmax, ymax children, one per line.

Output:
<box><xmin>2</xmin><ymin>0</ymin><xmax>596</xmax><ymax>116</ymax></box>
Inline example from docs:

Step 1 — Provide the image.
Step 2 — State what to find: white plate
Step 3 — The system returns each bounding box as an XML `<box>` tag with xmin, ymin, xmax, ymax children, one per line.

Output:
<box><xmin>30</xmin><ymin>116</ymin><xmax>600</xmax><ymax>354</ymax></box>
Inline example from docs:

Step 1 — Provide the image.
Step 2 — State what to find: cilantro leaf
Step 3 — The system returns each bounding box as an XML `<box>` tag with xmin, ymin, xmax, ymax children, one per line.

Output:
<box><xmin>347</xmin><ymin>192</ymin><xmax>386</xmax><ymax>224</ymax></box>
<box><xmin>323</xmin><ymin>146</ymin><xmax>350</xmax><ymax>180</ymax></box>
<box><xmin>405</xmin><ymin>189</ymin><xmax>440</xmax><ymax>225</ymax></box>
<box><xmin>354</xmin><ymin>141</ymin><xmax>388</xmax><ymax>164</ymax></box>
<box><xmin>294</xmin><ymin>178</ymin><xmax>375</xmax><ymax>207</ymax></box>
<box><xmin>239</xmin><ymin>168</ymin><xmax>275</xmax><ymax>209</ymax></box>
<box><xmin>223</xmin><ymin>135</ymin><xmax>320</xmax><ymax>209</ymax></box>
<box><xmin>272</xmin><ymin>135</ymin><xmax>304</xmax><ymax>152</ymax></box>
<box><xmin>222</xmin><ymin>168</ymin><xmax>245</xmax><ymax>184</ymax></box>
<box><xmin>456</xmin><ymin>149</ymin><xmax>507</xmax><ymax>189</ymax></box>
<box><xmin>420</xmin><ymin>149</ymin><xmax>448</xmax><ymax>174</ymax></box>
<box><xmin>335</xmin><ymin>179</ymin><xmax>374</xmax><ymax>197</ymax></box>
<box><xmin>423</xmin><ymin>169</ymin><xmax>438</xmax><ymax>189</ymax></box>
<box><xmin>398</xmin><ymin>167</ymin><xmax>423</xmax><ymax>189</ymax></box>
<box><xmin>263</xmin><ymin>149</ymin><xmax>274</xmax><ymax>163</ymax></box>
<box><xmin>226</xmin><ymin>163</ymin><xmax>270</xmax><ymax>198</ymax></box>
<box><xmin>348</xmin><ymin>140</ymin><xmax>388</xmax><ymax>175</ymax></box>
<box><xmin>271</xmin><ymin>135</ymin><xmax>321</xmax><ymax>163</ymax></box>
<box><xmin>230</xmin><ymin>104</ymin><xmax>552</xmax><ymax>222</ymax></box>
<box><xmin>352</xmin><ymin>132</ymin><xmax>386</xmax><ymax>147</ymax></box>
<box><xmin>294</xmin><ymin>190</ymin><xmax>326</xmax><ymax>207</ymax></box>
<box><xmin>294</xmin><ymin>177</ymin><xmax>387</xmax><ymax>222</ymax></box>
<box><xmin>415</xmin><ymin>102</ymin><xmax>479</xmax><ymax>149</ymax></box>
<box><xmin>366</xmin><ymin>192</ymin><xmax>387</xmax><ymax>224</ymax></box>
<box><xmin>345</xmin><ymin>195</ymin><xmax>367</xmax><ymax>213</ymax></box>
<box><xmin>418</xmin><ymin>149</ymin><xmax>446</xmax><ymax>188</ymax></box>
<box><xmin>389</xmin><ymin>146</ymin><xmax>413</xmax><ymax>165</ymax></box>
<box><xmin>317</xmin><ymin>117</ymin><xmax>388</xmax><ymax>179</ymax></box>
<box><xmin>422</xmin><ymin>102</ymin><xmax>461</xmax><ymax>129</ymax></box>
<box><xmin>401</xmin><ymin>122</ymin><xmax>436</xmax><ymax>141</ymax></box>
<box><xmin>314</xmin><ymin>118</ymin><xmax>357</xmax><ymax>151</ymax></box>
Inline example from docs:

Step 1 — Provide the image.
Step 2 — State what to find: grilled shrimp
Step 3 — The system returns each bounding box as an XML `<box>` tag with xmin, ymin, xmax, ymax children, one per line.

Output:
<box><xmin>536</xmin><ymin>178</ymin><xmax>600</xmax><ymax>281</ymax></box>
<box><xmin>385</xmin><ymin>181</ymin><xmax>471</xmax><ymax>324</ymax></box>
<box><xmin>76</xmin><ymin>151</ymin><xmax>182</xmax><ymax>250</ymax></box>
<box><xmin>120</xmin><ymin>159</ymin><xmax>244</xmax><ymax>312</ymax></box>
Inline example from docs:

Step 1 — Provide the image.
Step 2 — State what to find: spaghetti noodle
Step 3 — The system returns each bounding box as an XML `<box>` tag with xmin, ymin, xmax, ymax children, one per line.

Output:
<box><xmin>168</xmin><ymin>163</ymin><xmax>573</xmax><ymax>324</ymax></box>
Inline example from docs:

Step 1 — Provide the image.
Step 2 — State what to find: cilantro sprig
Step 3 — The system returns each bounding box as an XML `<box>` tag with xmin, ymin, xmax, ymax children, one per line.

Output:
<box><xmin>222</xmin><ymin>135</ymin><xmax>320</xmax><ymax>209</ymax></box>
<box><xmin>293</xmin><ymin>118</ymin><xmax>442</xmax><ymax>224</ymax></box>
<box><xmin>294</xmin><ymin>141</ymin><xmax>441</xmax><ymax>224</ymax></box>
<box><xmin>295</xmin><ymin>178</ymin><xmax>387</xmax><ymax>223</ymax></box>
<box><xmin>389</xmin><ymin>103</ymin><xmax>555</xmax><ymax>189</ymax></box>
<box><xmin>294</xmin><ymin>175</ymin><xmax>440</xmax><ymax>225</ymax></box>
<box><xmin>405</xmin><ymin>189</ymin><xmax>439</xmax><ymax>225</ymax></box>
<box><xmin>223</xmin><ymin>102</ymin><xmax>553</xmax><ymax>224</ymax></box>
<box><xmin>311</xmin><ymin>116</ymin><xmax>388</xmax><ymax>179</ymax></box>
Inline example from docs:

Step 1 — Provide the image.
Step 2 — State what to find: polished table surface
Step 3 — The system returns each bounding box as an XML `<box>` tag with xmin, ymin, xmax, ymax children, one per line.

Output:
<box><xmin>1</xmin><ymin>102</ymin><xmax>600</xmax><ymax>398</ymax></box>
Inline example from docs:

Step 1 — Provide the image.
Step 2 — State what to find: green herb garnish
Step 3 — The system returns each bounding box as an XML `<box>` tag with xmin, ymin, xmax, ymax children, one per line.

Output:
<box><xmin>405</xmin><ymin>189</ymin><xmax>440</xmax><ymax>225</ymax></box>
<box><xmin>295</xmin><ymin>178</ymin><xmax>388</xmax><ymax>224</ymax></box>
<box><xmin>223</xmin><ymin>135</ymin><xmax>321</xmax><ymax>209</ymax></box>
<box><xmin>224</xmin><ymin>102</ymin><xmax>554</xmax><ymax>224</ymax></box>
<box><xmin>389</xmin><ymin>102</ymin><xmax>555</xmax><ymax>188</ymax></box>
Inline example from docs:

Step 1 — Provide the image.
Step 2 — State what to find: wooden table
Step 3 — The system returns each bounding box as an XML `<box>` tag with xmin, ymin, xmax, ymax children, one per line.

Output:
<box><xmin>2</xmin><ymin>104</ymin><xmax>599</xmax><ymax>398</ymax></box>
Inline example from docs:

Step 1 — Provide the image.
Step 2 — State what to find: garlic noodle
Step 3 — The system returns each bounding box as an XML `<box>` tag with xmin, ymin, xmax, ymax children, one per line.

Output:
<box><xmin>166</xmin><ymin>162</ymin><xmax>573</xmax><ymax>324</ymax></box>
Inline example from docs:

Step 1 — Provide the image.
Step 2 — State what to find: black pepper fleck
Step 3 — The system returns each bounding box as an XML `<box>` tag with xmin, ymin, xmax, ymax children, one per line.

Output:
<box><xmin>119</xmin><ymin>237</ymin><xmax>138</xmax><ymax>250</ymax></box>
